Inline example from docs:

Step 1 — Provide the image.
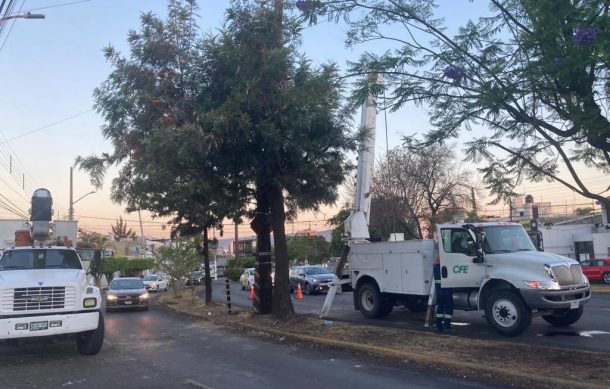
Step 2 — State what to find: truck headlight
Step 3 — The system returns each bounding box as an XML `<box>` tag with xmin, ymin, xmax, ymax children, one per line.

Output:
<box><xmin>523</xmin><ymin>281</ymin><xmax>559</xmax><ymax>290</ymax></box>
<box><xmin>83</xmin><ymin>297</ymin><xmax>97</xmax><ymax>308</ymax></box>
<box><xmin>106</xmin><ymin>294</ymin><xmax>117</xmax><ymax>301</ymax></box>
<box><xmin>139</xmin><ymin>293</ymin><xmax>149</xmax><ymax>299</ymax></box>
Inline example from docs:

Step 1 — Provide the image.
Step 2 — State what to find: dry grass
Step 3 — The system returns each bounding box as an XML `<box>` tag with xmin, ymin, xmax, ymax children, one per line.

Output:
<box><xmin>159</xmin><ymin>291</ymin><xmax>610</xmax><ymax>389</ymax></box>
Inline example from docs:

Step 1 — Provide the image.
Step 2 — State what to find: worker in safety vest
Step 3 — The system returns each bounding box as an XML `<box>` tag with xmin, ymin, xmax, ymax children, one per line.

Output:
<box><xmin>433</xmin><ymin>256</ymin><xmax>454</xmax><ymax>332</ymax></box>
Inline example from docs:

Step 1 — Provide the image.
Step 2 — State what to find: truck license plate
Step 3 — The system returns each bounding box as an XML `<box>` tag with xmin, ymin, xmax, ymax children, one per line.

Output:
<box><xmin>124</xmin><ymin>300</ymin><xmax>132</xmax><ymax>305</ymax></box>
<box><xmin>30</xmin><ymin>321</ymin><xmax>48</xmax><ymax>331</ymax></box>
<box><xmin>570</xmin><ymin>301</ymin><xmax>579</xmax><ymax>310</ymax></box>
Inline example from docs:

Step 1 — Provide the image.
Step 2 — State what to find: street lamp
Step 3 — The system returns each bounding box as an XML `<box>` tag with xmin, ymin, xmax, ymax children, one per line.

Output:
<box><xmin>69</xmin><ymin>190</ymin><xmax>95</xmax><ymax>221</ymax></box>
<box><xmin>0</xmin><ymin>12</ymin><xmax>45</xmax><ymax>21</ymax></box>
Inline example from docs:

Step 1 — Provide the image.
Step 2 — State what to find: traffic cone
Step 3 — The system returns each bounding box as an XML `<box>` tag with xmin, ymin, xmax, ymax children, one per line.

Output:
<box><xmin>296</xmin><ymin>283</ymin><xmax>303</xmax><ymax>300</ymax></box>
<box><xmin>249</xmin><ymin>284</ymin><xmax>254</xmax><ymax>300</ymax></box>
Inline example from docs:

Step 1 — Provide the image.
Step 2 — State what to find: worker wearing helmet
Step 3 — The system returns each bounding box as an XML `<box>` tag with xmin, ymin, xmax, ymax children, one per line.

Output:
<box><xmin>433</xmin><ymin>256</ymin><xmax>454</xmax><ymax>332</ymax></box>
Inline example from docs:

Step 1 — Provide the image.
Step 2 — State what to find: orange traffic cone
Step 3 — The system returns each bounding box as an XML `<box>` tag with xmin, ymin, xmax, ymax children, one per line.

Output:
<box><xmin>249</xmin><ymin>284</ymin><xmax>254</xmax><ymax>300</ymax></box>
<box><xmin>296</xmin><ymin>283</ymin><xmax>303</xmax><ymax>300</ymax></box>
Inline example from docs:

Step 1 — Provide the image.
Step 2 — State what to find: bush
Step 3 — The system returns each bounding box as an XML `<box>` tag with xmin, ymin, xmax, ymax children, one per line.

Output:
<box><xmin>225</xmin><ymin>257</ymin><xmax>256</xmax><ymax>281</ymax></box>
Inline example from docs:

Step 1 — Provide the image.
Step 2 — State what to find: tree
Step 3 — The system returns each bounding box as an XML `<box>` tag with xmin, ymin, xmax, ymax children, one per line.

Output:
<box><xmin>287</xmin><ymin>234</ymin><xmax>330</xmax><ymax>264</ymax></box>
<box><xmin>575</xmin><ymin>207</ymin><xmax>594</xmax><ymax>216</ymax></box>
<box><xmin>156</xmin><ymin>239</ymin><xmax>200</xmax><ymax>294</ymax></box>
<box><xmin>77</xmin><ymin>229</ymin><xmax>107</xmax><ymax>249</ymax></box>
<box><xmin>77</xmin><ymin>0</ymin><xmax>244</xmax><ymax>304</ymax></box>
<box><xmin>111</xmin><ymin>217</ymin><xmax>137</xmax><ymax>242</ymax></box>
<box><xmin>371</xmin><ymin>144</ymin><xmax>473</xmax><ymax>239</ymax></box>
<box><xmin>78</xmin><ymin>0</ymin><xmax>354</xmax><ymax>317</ymax></box>
<box><xmin>199</xmin><ymin>1</ymin><xmax>355</xmax><ymax>317</ymax></box>
<box><xmin>327</xmin><ymin>208</ymin><xmax>351</xmax><ymax>256</ymax></box>
<box><xmin>306</xmin><ymin>0</ymin><xmax>610</xmax><ymax>210</ymax></box>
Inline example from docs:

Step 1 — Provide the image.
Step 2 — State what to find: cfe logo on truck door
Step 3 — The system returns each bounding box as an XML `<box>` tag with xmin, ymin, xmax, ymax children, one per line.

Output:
<box><xmin>453</xmin><ymin>265</ymin><xmax>468</xmax><ymax>274</ymax></box>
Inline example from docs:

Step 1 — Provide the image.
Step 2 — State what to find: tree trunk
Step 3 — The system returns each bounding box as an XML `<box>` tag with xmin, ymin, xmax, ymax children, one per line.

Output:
<box><xmin>251</xmin><ymin>182</ymin><xmax>273</xmax><ymax>314</ymax></box>
<box><xmin>269</xmin><ymin>183</ymin><xmax>294</xmax><ymax>317</ymax></box>
<box><xmin>203</xmin><ymin>228</ymin><xmax>212</xmax><ymax>304</ymax></box>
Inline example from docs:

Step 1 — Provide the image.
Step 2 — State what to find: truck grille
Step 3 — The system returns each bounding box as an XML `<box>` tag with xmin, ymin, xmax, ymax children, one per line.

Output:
<box><xmin>551</xmin><ymin>264</ymin><xmax>585</xmax><ymax>287</ymax></box>
<box><xmin>1</xmin><ymin>286</ymin><xmax>77</xmax><ymax>312</ymax></box>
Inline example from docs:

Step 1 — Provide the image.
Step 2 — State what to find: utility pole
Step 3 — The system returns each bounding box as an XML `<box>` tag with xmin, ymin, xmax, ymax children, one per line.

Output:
<box><xmin>69</xmin><ymin>167</ymin><xmax>74</xmax><ymax>220</ymax></box>
<box><xmin>471</xmin><ymin>187</ymin><xmax>477</xmax><ymax>214</ymax></box>
<box><xmin>234</xmin><ymin>221</ymin><xmax>239</xmax><ymax>263</ymax></box>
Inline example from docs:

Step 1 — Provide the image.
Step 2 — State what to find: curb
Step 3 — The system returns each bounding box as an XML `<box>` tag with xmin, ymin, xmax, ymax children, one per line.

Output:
<box><xmin>157</xmin><ymin>295</ymin><xmax>603</xmax><ymax>389</ymax></box>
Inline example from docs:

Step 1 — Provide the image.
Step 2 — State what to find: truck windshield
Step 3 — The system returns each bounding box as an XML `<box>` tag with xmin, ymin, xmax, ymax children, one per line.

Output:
<box><xmin>0</xmin><ymin>249</ymin><xmax>82</xmax><ymax>271</ymax></box>
<box><xmin>482</xmin><ymin>225</ymin><xmax>536</xmax><ymax>254</ymax></box>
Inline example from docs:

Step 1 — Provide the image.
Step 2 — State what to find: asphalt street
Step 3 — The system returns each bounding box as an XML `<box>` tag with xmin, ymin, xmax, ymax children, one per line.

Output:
<box><xmin>0</xmin><ymin>294</ymin><xmax>495</xmax><ymax>389</ymax></box>
<box><xmin>212</xmin><ymin>280</ymin><xmax>610</xmax><ymax>353</ymax></box>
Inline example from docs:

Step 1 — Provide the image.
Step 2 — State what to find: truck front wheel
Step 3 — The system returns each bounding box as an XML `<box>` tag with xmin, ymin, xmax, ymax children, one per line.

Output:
<box><xmin>542</xmin><ymin>306</ymin><xmax>584</xmax><ymax>327</ymax></box>
<box><xmin>357</xmin><ymin>282</ymin><xmax>392</xmax><ymax>318</ymax></box>
<box><xmin>484</xmin><ymin>290</ymin><xmax>531</xmax><ymax>337</ymax></box>
<box><xmin>76</xmin><ymin>313</ymin><xmax>105</xmax><ymax>355</ymax></box>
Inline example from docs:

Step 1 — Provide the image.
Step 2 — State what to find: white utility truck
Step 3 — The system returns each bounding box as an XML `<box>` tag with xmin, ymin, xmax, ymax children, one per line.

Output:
<box><xmin>322</xmin><ymin>76</ymin><xmax>591</xmax><ymax>336</ymax></box>
<box><xmin>0</xmin><ymin>189</ymin><xmax>104</xmax><ymax>354</ymax></box>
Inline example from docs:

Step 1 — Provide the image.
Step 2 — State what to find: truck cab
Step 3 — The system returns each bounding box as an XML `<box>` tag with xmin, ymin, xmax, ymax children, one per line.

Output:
<box><xmin>437</xmin><ymin>222</ymin><xmax>591</xmax><ymax>336</ymax></box>
<box><xmin>0</xmin><ymin>246</ymin><xmax>104</xmax><ymax>354</ymax></box>
<box><xmin>0</xmin><ymin>188</ymin><xmax>104</xmax><ymax>354</ymax></box>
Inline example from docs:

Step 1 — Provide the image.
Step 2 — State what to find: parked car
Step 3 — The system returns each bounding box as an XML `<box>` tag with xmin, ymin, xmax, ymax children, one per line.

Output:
<box><xmin>580</xmin><ymin>258</ymin><xmax>610</xmax><ymax>284</ymax></box>
<box><xmin>240</xmin><ymin>268</ymin><xmax>255</xmax><ymax>290</ymax></box>
<box><xmin>186</xmin><ymin>270</ymin><xmax>205</xmax><ymax>286</ymax></box>
<box><xmin>106</xmin><ymin>277</ymin><xmax>149</xmax><ymax>312</ymax></box>
<box><xmin>142</xmin><ymin>274</ymin><xmax>169</xmax><ymax>292</ymax></box>
<box><xmin>289</xmin><ymin>265</ymin><xmax>334</xmax><ymax>295</ymax></box>
<box><xmin>156</xmin><ymin>272</ymin><xmax>172</xmax><ymax>286</ymax></box>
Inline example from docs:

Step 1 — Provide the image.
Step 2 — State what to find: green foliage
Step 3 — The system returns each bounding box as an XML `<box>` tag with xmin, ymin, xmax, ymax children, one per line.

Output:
<box><xmin>327</xmin><ymin>208</ymin><xmax>350</xmax><ymax>256</ymax></box>
<box><xmin>155</xmin><ymin>239</ymin><xmax>200</xmax><ymax>293</ymax></box>
<box><xmin>110</xmin><ymin>217</ymin><xmax>136</xmax><ymax>241</ymax></box>
<box><xmin>287</xmin><ymin>235</ymin><xmax>330</xmax><ymax>264</ymax></box>
<box><xmin>98</xmin><ymin>256</ymin><xmax>154</xmax><ymax>281</ymax></box>
<box><xmin>79</xmin><ymin>0</ymin><xmax>356</xmax><ymax>317</ymax></box>
<box><xmin>312</xmin><ymin>0</ymin><xmax>610</xmax><ymax>208</ymax></box>
<box><xmin>77</xmin><ymin>230</ymin><xmax>107</xmax><ymax>249</ymax></box>
<box><xmin>575</xmin><ymin>207</ymin><xmax>594</xmax><ymax>216</ymax></box>
<box><xmin>225</xmin><ymin>257</ymin><xmax>256</xmax><ymax>281</ymax></box>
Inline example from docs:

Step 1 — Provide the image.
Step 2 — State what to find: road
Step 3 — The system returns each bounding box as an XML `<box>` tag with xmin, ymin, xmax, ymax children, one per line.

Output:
<box><xmin>0</xmin><ymin>295</ymin><xmax>494</xmax><ymax>389</ymax></box>
<box><xmin>211</xmin><ymin>280</ymin><xmax>610</xmax><ymax>353</ymax></box>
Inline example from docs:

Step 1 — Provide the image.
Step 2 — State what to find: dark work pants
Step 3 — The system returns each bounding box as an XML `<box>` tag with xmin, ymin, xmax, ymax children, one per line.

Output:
<box><xmin>435</xmin><ymin>286</ymin><xmax>454</xmax><ymax>330</ymax></box>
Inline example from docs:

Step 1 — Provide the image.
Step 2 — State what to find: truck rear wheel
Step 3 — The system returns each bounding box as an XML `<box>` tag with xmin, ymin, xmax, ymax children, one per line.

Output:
<box><xmin>484</xmin><ymin>290</ymin><xmax>531</xmax><ymax>337</ymax></box>
<box><xmin>77</xmin><ymin>313</ymin><xmax>105</xmax><ymax>355</ymax></box>
<box><xmin>542</xmin><ymin>306</ymin><xmax>584</xmax><ymax>327</ymax></box>
<box><xmin>357</xmin><ymin>282</ymin><xmax>392</xmax><ymax>318</ymax></box>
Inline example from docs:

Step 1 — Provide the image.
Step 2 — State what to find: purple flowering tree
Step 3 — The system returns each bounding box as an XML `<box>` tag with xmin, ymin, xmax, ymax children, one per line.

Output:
<box><xmin>307</xmin><ymin>0</ymin><xmax>610</xmax><ymax>210</ymax></box>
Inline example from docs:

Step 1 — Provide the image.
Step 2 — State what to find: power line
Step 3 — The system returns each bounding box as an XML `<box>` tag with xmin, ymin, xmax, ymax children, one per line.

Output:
<box><xmin>25</xmin><ymin>0</ymin><xmax>92</xmax><ymax>12</ymax></box>
<box><xmin>0</xmin><ymin>0</ymin><xmax>24</xmax><ymax>54</ymax></box>
<box><xmin>0</xmin><ymin>108</ymin><xmax>94</xmax><ymax>145</ymax></box>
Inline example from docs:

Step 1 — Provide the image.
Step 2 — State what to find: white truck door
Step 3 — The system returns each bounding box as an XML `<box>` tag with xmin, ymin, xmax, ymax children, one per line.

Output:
<box><xmin>438</xmin><ymin>227</ymin><xmax>487</xmax><ymax>288</ymax></box>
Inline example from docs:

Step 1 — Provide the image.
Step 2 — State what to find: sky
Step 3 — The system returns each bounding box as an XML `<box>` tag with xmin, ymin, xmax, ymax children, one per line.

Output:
<box><xmin>0</xmin><ymin>0</ymin><xmax>606</xmax><ymax>240</ymax></box>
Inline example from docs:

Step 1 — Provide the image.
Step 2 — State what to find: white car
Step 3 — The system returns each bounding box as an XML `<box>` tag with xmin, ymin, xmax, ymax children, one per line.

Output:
<box><xmin>240</xmin><ymin>268</ymin><xmax>255</xmax><ymax>290</ymax></box>
<box><xmin>142</xmin><ymin>274</ymin><xmax>168</xmax><ymax>292</ymax></box>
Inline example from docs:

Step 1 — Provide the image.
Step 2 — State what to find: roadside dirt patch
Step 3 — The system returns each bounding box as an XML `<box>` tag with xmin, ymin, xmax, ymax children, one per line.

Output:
<box><xmin>159</xmin><ymin>291</ymin><xmax>610</xmax><ymax>389</ymax></box>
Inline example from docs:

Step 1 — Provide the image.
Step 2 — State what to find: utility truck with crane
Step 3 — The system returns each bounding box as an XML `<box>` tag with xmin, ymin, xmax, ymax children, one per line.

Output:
<box><xmin>321</xmin><ymin>77</ymin><xmax>591</xmax><ymax>336</ymax></box>
<box><xmin>0</xmin><ymin>189</ymin><xmax>104</xmax><ymax>354</ymax></box>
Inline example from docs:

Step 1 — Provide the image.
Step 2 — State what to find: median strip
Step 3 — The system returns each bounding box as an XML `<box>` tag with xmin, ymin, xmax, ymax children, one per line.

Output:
<box><xmin>159</xmin><ymin>291</ymin><xmax>610</xmax><ymax>389</ymax></box>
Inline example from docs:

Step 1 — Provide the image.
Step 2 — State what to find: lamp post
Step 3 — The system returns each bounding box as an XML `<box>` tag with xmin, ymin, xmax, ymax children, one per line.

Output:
<box><xmin>68</xmin><ymin>167</ymin><xmax>95</xmax><ymax>220</ymax></box>
<box><xmin>0</xmin><ymin>12</ymin><xmax>45</xmax><ymax>21</ymax></box>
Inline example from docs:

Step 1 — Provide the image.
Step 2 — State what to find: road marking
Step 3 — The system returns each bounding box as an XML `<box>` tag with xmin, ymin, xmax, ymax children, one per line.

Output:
<box><xmin>184</xmin><ymin>379</ymin><xmax>215</xmax><ymax>389</ymax></box>
<box><xmin>578</xmin><ymin>330</ymin><xmax>610</xmax><ymax>337</ymax></box>
<box><xmin>450</xmin><ymin>322</ymin><xmax>471</xmax><ymax>326</ymax></box>
<box><xmin>103</xmin><ymin>339</ymin><xmax>113</xmax><ymax>346</ymax></box>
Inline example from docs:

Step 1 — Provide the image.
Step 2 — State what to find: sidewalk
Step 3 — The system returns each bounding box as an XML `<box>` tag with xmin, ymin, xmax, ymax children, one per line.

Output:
<box><xmin>159</xmin><ymin>289</ymin><xmax>610</xmax><ymax>389</ymax></box>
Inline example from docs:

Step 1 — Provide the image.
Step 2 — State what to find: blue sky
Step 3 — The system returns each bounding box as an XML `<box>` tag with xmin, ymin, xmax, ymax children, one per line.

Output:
<box><xmin>0</xmin><ymin>1</ymin><xmax>604</xmax><ymax>238</ymax></box>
